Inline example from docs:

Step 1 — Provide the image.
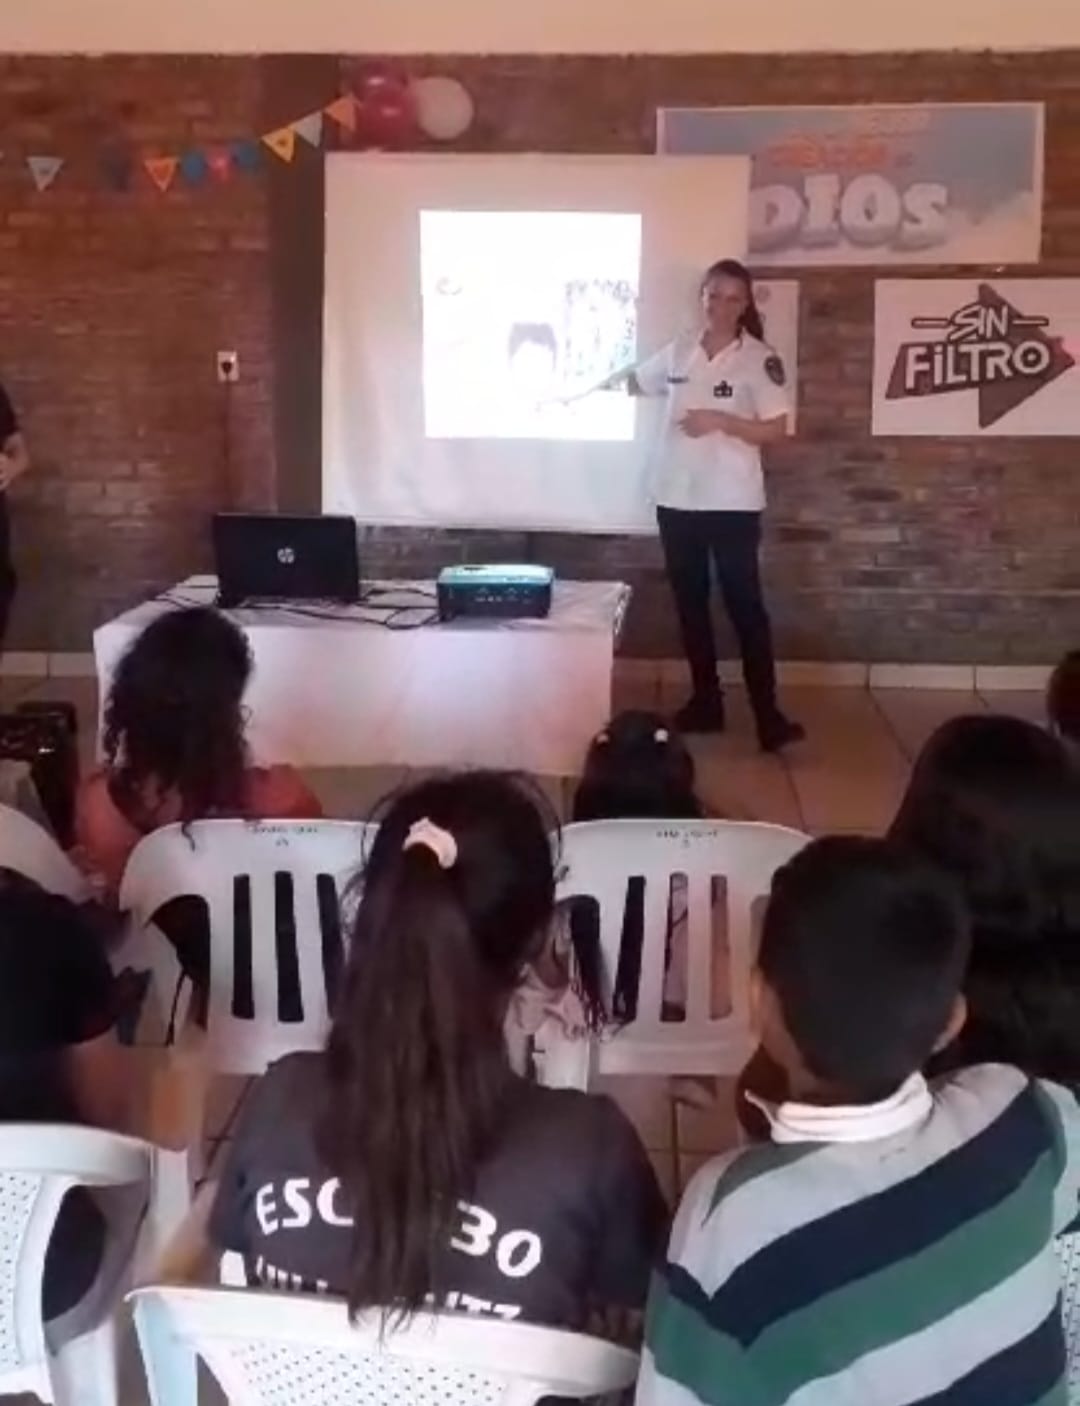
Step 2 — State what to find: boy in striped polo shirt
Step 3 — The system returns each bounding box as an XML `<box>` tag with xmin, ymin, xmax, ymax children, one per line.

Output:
<box><xmin>640</xmin><ymin>836</ymin><xmax>1080</xmax><ymax>1406</ymax></box>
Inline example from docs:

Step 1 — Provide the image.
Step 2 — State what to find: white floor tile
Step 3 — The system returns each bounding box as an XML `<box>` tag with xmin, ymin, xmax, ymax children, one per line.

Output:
<box><xmin>782</xmin><ymin>687</ymin><xmax>909</xmax><ymax>835</ymax></box>
<box><xmin>648</xmin><ymin>1148</ymin><xmax>678</xmax><ymax>1207</ymax></box>
<box><xmin>205</xmin><ymin>1075</ymin><xmax>253</xmax><ymax>1141</ymax></box>
<box><xmin>674</xmin><ymin>1077</ymin><xmax>741</xmax><ymax>1154</ymax></box>
<box><xmin>592</xmin><ymin>1074</ymin><xmax>675</xmax><ymax>1151</ymax></box>
<box><xmin>872</xmin><ymin>689</ymin><xmax>987</xmax><ymax>762</ymax></box>
<box><xmin>301</xmin><ymin>766</ymin><xmax>407</xmax><ymax>822</ymax></box>
<box><xmin>976</xmin><ymin>690</ymin><xmax>1047</xmax><ymax>725</ymax></box>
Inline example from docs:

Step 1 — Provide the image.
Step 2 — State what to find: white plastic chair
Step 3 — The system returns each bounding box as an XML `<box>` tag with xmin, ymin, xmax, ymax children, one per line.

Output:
<box><xmin>120</xmin><ymin>819</ymin><xmax>374</xmax><ymax>1076</ymax></box>
<box><xmin>0</xmin><ymin>1123</ymin><xmax>152</xmax><ymax>1406</ymax></box>
<box><xmin>540</xmin><ymin>818</ymin><xmax>811</xmax><ymax>1088</ymax></box>
<box><xmin>1058</xmin><ymin>1233</ymin><xmax>1080</xmax><ymax>1403</ymax></box>
<box><xmin>131</xmin><ymin>1283</ymin><xmax>639</xmax><ymax>1406</ymax></box>
<box><xmin>0</xmin><ymin>801</ymin><xmax>90</xmax><ymax>902</ymax></box>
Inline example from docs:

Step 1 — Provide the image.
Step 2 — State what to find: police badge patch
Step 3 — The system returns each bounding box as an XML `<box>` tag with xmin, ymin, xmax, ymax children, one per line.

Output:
<box><xmin>764</xmin><ymin>354</ymin><xmax>787</xmax><ymax>387</ymax></box>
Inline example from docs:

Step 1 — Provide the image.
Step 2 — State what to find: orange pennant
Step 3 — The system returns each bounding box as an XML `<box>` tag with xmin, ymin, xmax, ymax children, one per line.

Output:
<box><xmin>262</xmin><ymin>127</ymin><xmax>297</xmax><ymax>163</ymax></box>
<box><xmin>324</xmin><ymin>95</ymin><xmax>359</xmax><ymax>132</ymax></box>
<box><xmin>144</xmin><ymin>156</ymin><xmax>179</xmax><ymax>193</ymax></box>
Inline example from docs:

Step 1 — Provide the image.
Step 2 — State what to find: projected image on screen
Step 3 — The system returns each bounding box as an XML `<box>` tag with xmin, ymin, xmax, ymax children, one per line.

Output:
<box><xmin>421</xmin><ymin>211</ymin><xmax>641</xmax><ymax>441</ymax></box>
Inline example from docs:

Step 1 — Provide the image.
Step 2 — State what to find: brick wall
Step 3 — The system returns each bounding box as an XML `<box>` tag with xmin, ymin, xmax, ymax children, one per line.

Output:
<box><xmin>0</xmin><ymin>55</ymin><xmax>273</xmax><ymax>651</ymax></box>
<box><xmin>350</xmin><ymin>51</ymin><xmax>1080</xmax><ymax>663</ymax></box>
<box><xmin>1</xmin><ymin>50</ymin><xmax>1078</xmax><ymax>660</ymax></box>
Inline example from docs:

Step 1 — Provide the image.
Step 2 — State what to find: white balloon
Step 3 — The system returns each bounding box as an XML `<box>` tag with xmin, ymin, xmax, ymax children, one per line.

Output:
<box><xmin>411</xmin><ymin>76</ymin><xmax>475</xmax><ymax>142</ymax></box>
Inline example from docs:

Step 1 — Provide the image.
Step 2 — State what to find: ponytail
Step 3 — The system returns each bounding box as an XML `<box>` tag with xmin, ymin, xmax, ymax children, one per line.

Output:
<box><xmin>739</xmin><ymin>301</ymin><xmax>765</xmax><ymax>342</ymax></box>
<box><xmin>317</xmin><ymin>772</ymin><xmax>555</xmax><ymax>1320</ymax></box>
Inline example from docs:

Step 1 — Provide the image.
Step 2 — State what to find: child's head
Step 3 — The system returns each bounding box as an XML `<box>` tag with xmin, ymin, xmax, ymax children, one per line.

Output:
<box><xmin>889</xmin><ymin>713</ymin><xmax>1080</xmax><ymax>1081</ymax></box>
<box><xmin>573</xmin><ymin>710</ymin><xmax>703</xmax><ymax>822</ymax></box>
<box><xmin>1048</xmin><ymin>650</ymin><xmax>1080</xmax><ymax>750</ymax></box>
<box><xmin>754</xmin><ymin>836</ymin><xmax>970</xmax><ymax>1106</ymax></box>
<box><xmin>104</xmin><ymin>606</ymin><xmax>253</xmax><ymax>822</ymax></box>
<box><xmin>321</xmin><ymin>771</ymin><xmax>556</xmax><ymax>1317</ymax></box>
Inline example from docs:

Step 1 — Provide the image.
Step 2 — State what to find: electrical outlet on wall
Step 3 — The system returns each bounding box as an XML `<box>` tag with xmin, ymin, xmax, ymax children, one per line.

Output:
<box><xmin>216</xmin><ymin>350</ymin><xmax>240</xmax><ymax>384</ymax></box>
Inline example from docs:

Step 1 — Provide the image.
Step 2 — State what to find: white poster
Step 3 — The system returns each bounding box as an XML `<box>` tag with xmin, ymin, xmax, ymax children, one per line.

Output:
<box><xmin>322</xmin><ymin>153</ymin><xmax>750</xmax><ymax>534</ymax></box>
<box><xmin>872</xmin><ymin>280</ymin><xmax>1080</xmax><ymax>437</ymax></box>
<box><xmin>755</xmin><ymin>280</ymin><xmax>800</xmax><ymax>429</ymax></box>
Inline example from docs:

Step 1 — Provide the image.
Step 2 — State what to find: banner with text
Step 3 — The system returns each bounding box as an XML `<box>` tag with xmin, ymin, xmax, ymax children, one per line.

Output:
<box><xmin>658</xmin><ymin>104</ymin><xmax>1043</xmax><ymax>267</ymax></box>
<box><xmin>872</xmin><ymin>279</ymin><xmax>1080</xmax><ymax>437</ymax></box>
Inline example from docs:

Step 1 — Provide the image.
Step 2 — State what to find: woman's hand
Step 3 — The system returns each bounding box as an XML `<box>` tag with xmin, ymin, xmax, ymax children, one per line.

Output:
<box><xmin>680</xmin><ymin>409</ymin><xmax>788</xmax><ymax>446</ymax></box>
<box><xmin>678</xmin><ymin>408</ymin><xmax>732</xmax><ymax>439</ymax></box>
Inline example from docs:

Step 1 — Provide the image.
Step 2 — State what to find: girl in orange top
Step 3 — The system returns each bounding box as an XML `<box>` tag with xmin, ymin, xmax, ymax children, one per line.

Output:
<box><xmin>78</xmin><ymin>606</ymin><xmax>321</xmax><ymax>892</ymax></box>
<box><xmin>77</xmin><ymin>606</ymin><xmax>322</xmax><ymax>1021</ymax></box>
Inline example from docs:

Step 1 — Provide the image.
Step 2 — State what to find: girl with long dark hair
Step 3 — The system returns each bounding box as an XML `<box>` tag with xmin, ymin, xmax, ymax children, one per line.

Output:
<box><xmin>889</xmin><ymin>714</ymin><xmax>1080</xmax><ymax>1084</ymax></box>
<box><xmin>209</xmin><ymin>771</ymin><xmax>665</xmax><ymax>1326</ymax></box>
<box><xmin>77</xmin><ymin>606</ymin><xmax>321</xmax><ymax>892</ymax></box>
<box><xmin>611</xmin><ymin>259</ymin><xmax>803</xmax><ymax>752</ymax></box>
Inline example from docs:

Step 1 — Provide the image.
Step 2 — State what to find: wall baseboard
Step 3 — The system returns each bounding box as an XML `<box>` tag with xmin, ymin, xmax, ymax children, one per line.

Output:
<box><xmin>0</xmin><ymin>652</ymin><xmax>96</xmax><ymax>679</ymax></box>
<box><xmin>1</xmin><ymin>653</ymin><xmax>1055</xmax><ymax>694</ymax></box>
<box><xmin>619</xmin><ymin>659</ymin><xmax>1054</xmax><ymax>693</ymax></box>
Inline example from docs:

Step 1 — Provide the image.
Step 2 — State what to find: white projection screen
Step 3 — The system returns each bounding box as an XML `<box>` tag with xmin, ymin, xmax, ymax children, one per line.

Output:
<box><xmin>323</xmin><ymin>154</ymin><xmax>750</xmax><ymax>533</ymax></box>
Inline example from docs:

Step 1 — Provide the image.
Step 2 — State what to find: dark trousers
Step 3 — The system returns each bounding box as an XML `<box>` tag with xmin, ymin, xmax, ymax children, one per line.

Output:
<box><xmin>0</xmin><ymin>494</ymin><xmax>16</xmax><ymax>650</ymax></box>
<box><xmin>657</xmin><ymin>506</ymin><xmax>779</xmax><ymax>722</ymax></box>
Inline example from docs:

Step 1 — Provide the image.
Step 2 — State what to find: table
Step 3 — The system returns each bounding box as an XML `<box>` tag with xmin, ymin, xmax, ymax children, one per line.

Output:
<box><xmin>94</xmin><ymin>577</ymin><xmax>630</xmax><ymax>776</ymax></box>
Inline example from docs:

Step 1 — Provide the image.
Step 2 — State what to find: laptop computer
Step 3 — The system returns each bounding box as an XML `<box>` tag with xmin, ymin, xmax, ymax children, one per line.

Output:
<box><xmin>213</xmin><ymin>513</ymin><xmax>361</xmax><ymax>609</ymax></box>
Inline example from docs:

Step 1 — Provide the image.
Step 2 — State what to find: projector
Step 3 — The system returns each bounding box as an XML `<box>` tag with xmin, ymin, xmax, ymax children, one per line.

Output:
<box><xmin>437</xmin><ymin>564</ymin><xmax>554</xmax><ymax>622</ymax></box>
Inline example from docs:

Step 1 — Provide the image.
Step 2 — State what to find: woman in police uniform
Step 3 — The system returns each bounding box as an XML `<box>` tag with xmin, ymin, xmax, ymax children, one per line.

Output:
<box><xmin>619</xmin><ymin>259</ymin><xmax>803</xmax><ymax>752</ymax></box>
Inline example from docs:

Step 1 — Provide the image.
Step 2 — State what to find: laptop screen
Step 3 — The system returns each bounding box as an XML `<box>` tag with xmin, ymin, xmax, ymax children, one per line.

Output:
<box><xmin>213</xmin><ymin>514</ymin><xmax>361</xmax><ymax>608</ymax></box>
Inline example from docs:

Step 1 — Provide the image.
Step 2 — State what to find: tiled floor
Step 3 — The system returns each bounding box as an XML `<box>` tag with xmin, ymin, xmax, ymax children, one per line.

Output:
<box><xmin>5</xmin><ymin>670</ymin><xmax>1046</xmax><ymax>1201</ymax></box>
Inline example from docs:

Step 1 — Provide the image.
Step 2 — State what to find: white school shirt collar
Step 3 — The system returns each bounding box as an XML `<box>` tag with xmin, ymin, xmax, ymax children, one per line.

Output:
<box><xmin>689</xmin><ymin>331</ymin><xmax>745</xmax><ymax>367</ymax></box>
<box><xmin>744</xmin><ymin>1072</ymin><xmax>933</xmax><ymax>1145</ymax></box>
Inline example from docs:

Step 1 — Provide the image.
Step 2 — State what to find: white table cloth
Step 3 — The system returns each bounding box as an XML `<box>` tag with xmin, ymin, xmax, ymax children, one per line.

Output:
<box><xmin>94</xmin><ymin>577</ymin><xmax>630</xmax><ymax>776</ymax></box>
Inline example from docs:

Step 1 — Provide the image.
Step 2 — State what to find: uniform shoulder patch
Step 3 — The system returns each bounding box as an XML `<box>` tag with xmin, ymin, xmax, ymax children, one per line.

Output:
<box><xmin>764</xmin><ymin>353</ymin><xmax>787</xmax><ymax>387</ymax></box>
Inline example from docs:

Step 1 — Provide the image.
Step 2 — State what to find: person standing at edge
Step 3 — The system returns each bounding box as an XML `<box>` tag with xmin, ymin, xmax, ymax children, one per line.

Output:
<box><xmin>609</xmin><ymin>260</ymin><xmax>803</xmax><ymax>752</ymax></box>
<box><xmin>0</xmin><ymin>380</ymin><xmax>29</xmax><ymax>649</ymax></box>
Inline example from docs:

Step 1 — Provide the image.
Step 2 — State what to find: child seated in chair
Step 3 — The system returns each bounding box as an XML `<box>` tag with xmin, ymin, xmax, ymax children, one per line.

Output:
<box><xmin>207</xmin><ymin>771</ymin><xmax>667</xmax><ymax>1331</ymax></box>
<box><xmin>641</xmin><ymin>836</ymin><xmax>1080</xmax><ymax>1406</ymax></box>
<box><xmin>76</xmin><ymin>606</ymin><xmax>322</xmax><ymax>1025</ymax></box>
<box><xmin>506</xmin><ymin>710</ymin><xmax>734</xmax><ymax>1080</ymax></box>
<box><xmin>0</xmin><ymin>872</ymin><xmax>129</xmax><ymax>1320</ymax></box>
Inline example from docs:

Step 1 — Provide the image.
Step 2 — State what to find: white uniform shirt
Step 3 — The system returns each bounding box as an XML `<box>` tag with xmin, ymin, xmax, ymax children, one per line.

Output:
<box><xmin>636</xmin><ymin>333</ymin><xmax>791</xmax><ymax>513</ymax></box>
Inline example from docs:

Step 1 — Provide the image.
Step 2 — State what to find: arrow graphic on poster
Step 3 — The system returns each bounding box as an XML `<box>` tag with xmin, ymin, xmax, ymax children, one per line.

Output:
<box><xmin>886</xmin><ymin>284</ymin><xmax>1075</xmax><ymax>428</ymax></box>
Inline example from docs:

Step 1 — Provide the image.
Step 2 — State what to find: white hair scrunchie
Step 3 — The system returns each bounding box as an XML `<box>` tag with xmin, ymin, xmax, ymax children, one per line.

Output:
<box><xmin>402</xmin><ymin>818</ymin><xmax>459</xmax><ymax>870</ymax></box>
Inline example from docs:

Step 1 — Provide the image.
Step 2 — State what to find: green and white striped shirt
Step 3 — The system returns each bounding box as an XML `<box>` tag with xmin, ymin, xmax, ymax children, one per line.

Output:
<box><xmin>640</xmin><ymin>1066</ymin><xmax>1080</xmax><ymax>1406</ymax></box>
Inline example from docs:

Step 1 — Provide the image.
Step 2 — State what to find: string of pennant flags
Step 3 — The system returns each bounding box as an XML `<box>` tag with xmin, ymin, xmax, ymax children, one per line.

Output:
<box><xmin>13</xmin><ymin>86</ymin><xmax>454</xmax><ymax>194</ymax></box>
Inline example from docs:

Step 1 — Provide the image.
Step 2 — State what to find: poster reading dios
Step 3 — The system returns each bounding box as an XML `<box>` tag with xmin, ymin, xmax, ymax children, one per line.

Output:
<box><xmin>658</xmin><ymin>104</ymin><xmax>1044</xmax><ymax>267</ymax></box>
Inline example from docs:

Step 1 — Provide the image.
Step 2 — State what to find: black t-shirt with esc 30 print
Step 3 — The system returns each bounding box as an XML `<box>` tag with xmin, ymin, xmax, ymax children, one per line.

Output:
<box><xmin>209</xmin><ymin>1052</ymin><xmax>667</xmax><ymax>1327</ymax></box>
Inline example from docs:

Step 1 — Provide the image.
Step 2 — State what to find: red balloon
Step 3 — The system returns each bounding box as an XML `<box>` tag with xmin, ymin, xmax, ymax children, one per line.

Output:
<box><xmin>359</xmin><ymin>66</ymin><xmax>406</xmax><ymax>103</ymax></box>
<box><xmin>356</xmin><ymin>84</ymin><xmax>417</xmax><ymax>148</ymax></box>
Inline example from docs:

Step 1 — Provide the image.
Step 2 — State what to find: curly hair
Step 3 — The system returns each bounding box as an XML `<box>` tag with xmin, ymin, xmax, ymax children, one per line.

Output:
<box><xmin>889</xmin><ymin>714</ymin><xmax>1080</xmax><ymax>1083</ymax></box>
<box><xmin>102</xmin><ymin>607</ymin><xmax>253</xmax><ymax>830</ymax></box>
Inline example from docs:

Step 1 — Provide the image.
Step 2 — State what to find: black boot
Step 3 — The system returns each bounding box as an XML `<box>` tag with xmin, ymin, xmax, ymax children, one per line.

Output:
<box><xmin>757</xmin><ymin>711</ymin><xmax>806</xmax><ymax>753</ymax></box>
<box><xmin>674</xmin><ymin>693</ymin><xmax>727</xmax><ymax>735</ymax></box>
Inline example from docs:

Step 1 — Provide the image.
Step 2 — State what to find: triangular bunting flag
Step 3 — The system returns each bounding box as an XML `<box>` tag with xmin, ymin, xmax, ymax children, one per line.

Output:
<box><xmin>262</xmin><ymin>127</ymin><xmax>297</xmax><ymax>163</ymax></box>
<box><xmin>27</xmin><ymin>156</ymin><xmax>63</xmax><ymax>192</ymax></box>
<box><xmin>144</xmin><ymin>156</ymin><xmax>179</xmax><ymax>193</ymax></box>
<box><xmin>324</xmin><ymin>95</ymin><xmax>359</xmax><ymax>132</ymax></box>
<box><xmin>179</xmin><ymin>150</ymin><xmax>209</xmax><ymax>187</ymax></box>
<box><xmin>206</xmin><ymin>148</ymin><xmax>233</xmax><ymax>182</ymax></box>
<box><xmin>229</xmin><ymin>140</ymin><xmax>262</xmax><ymax>175</ymax></box>
<box><xmin>292</xmin><ymin>111</ymin><xmax>324</xmax><ymax>148</ymax></box>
